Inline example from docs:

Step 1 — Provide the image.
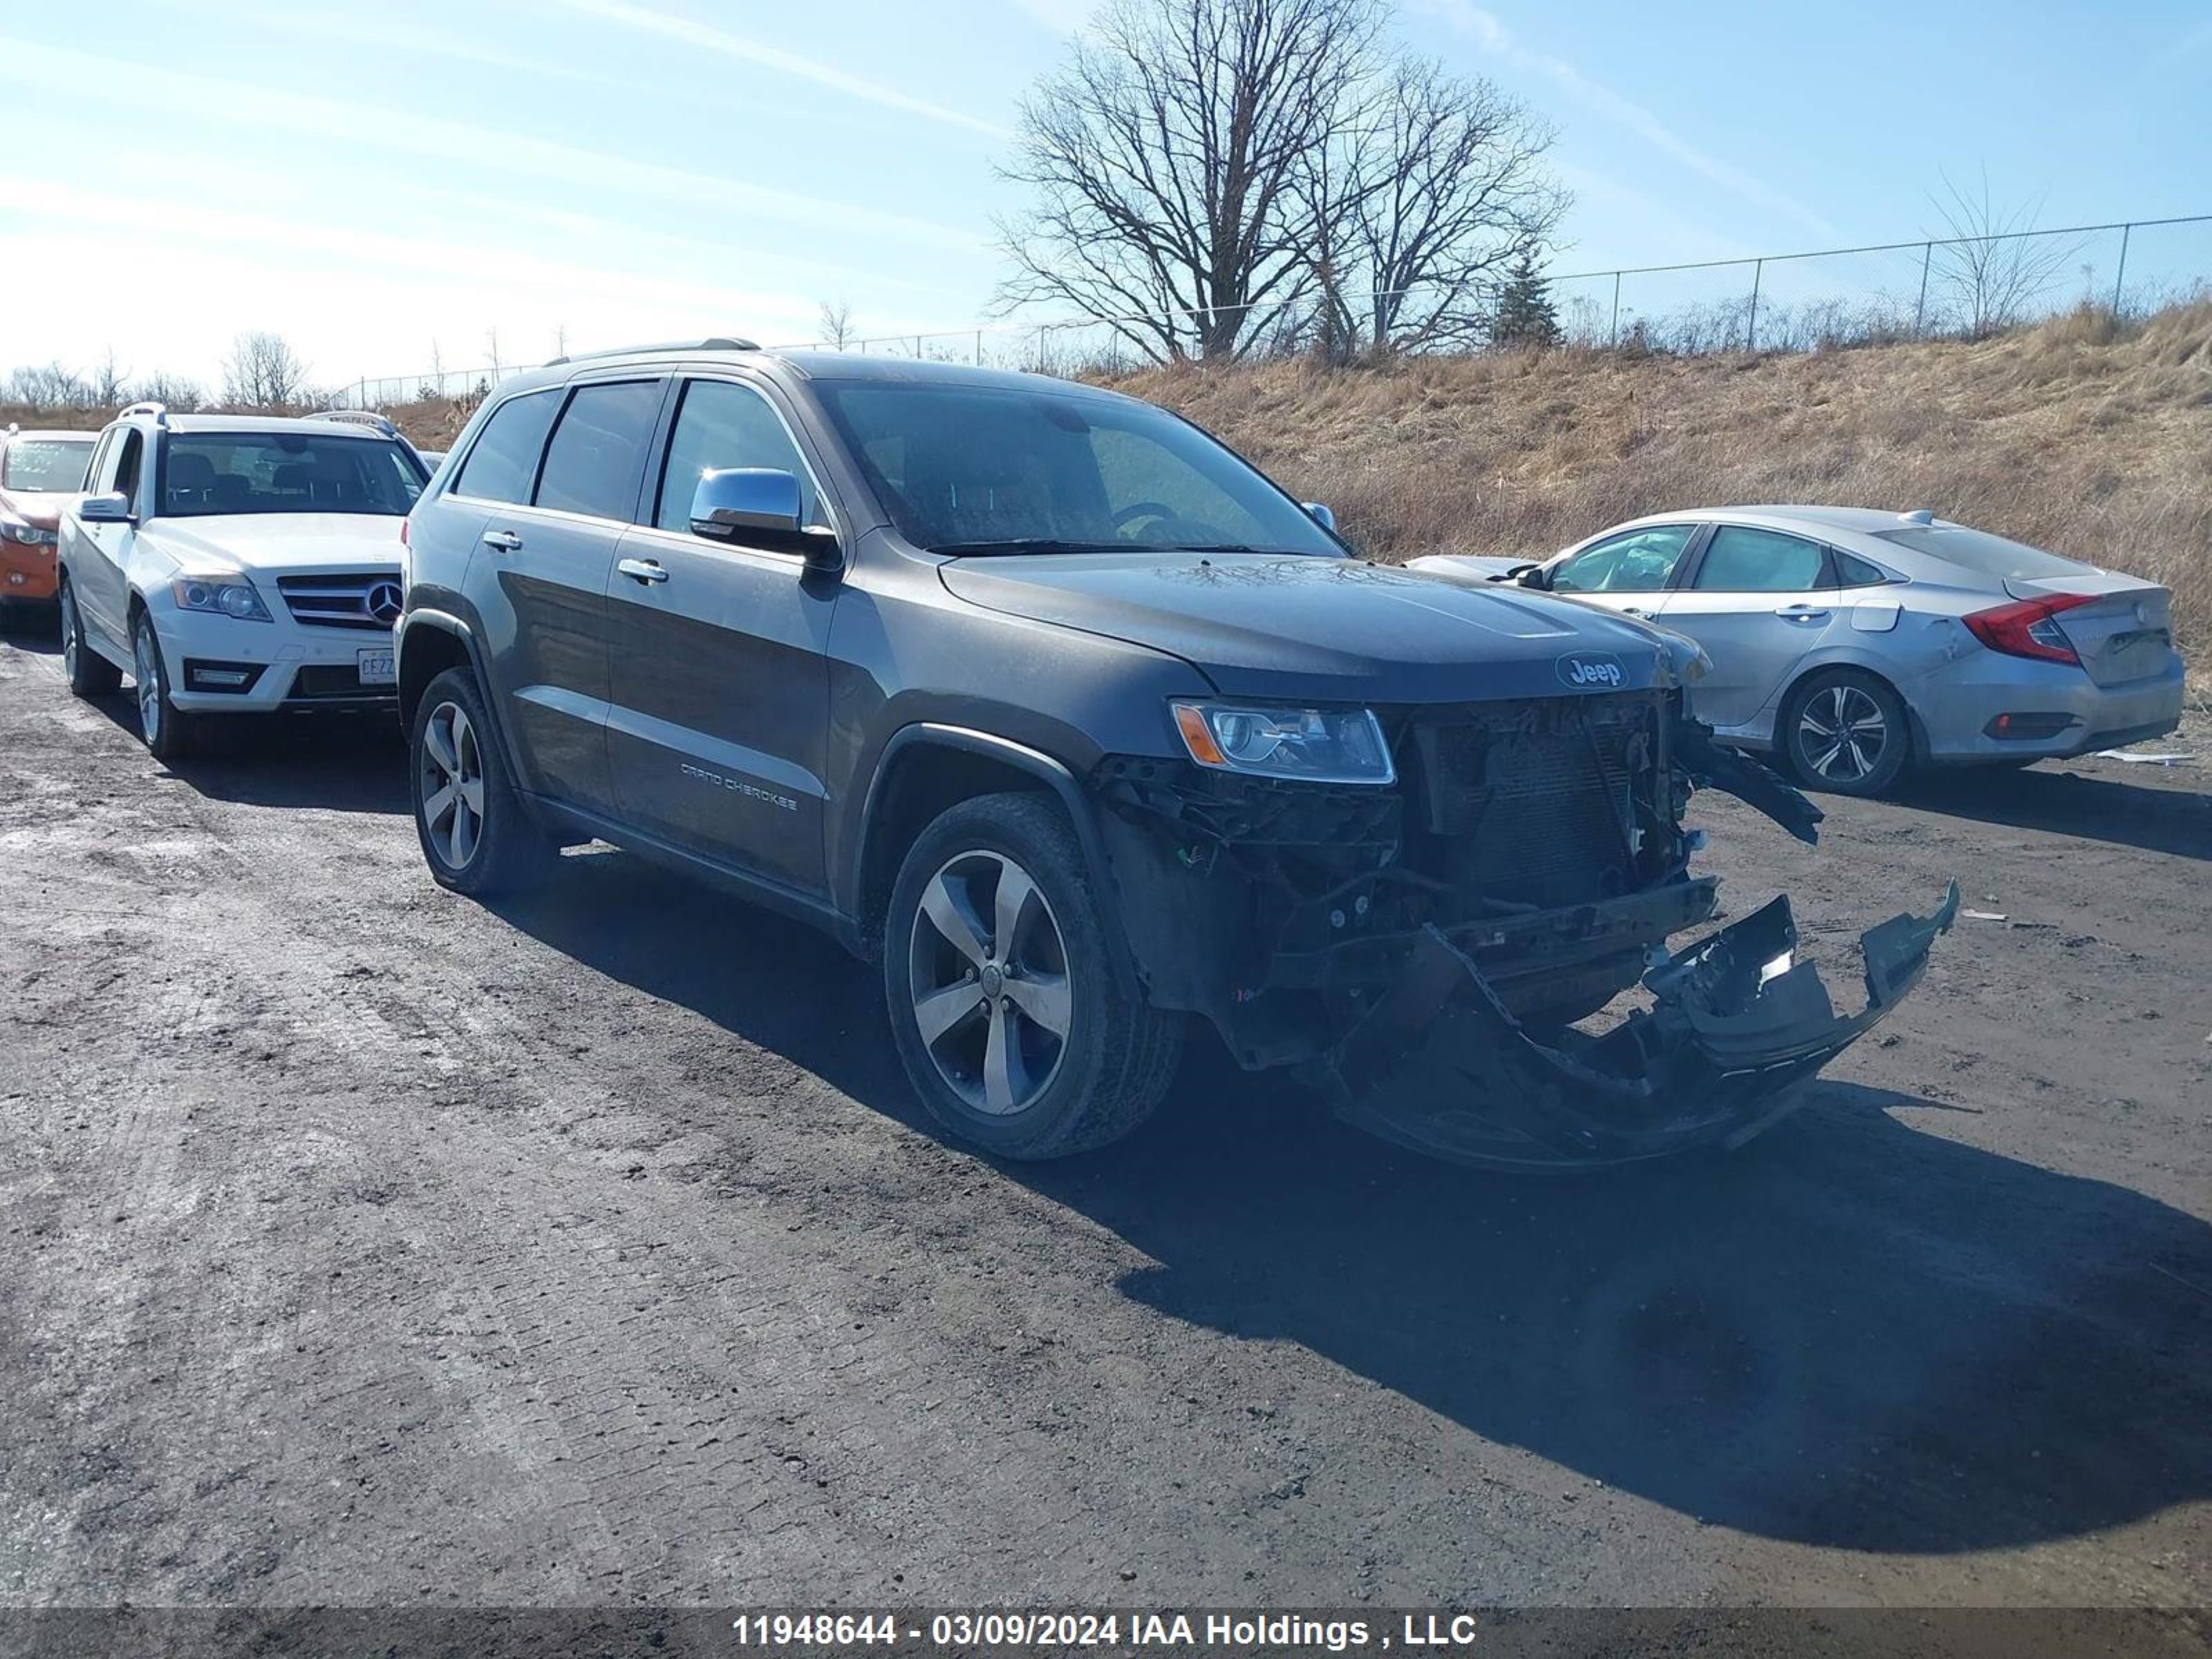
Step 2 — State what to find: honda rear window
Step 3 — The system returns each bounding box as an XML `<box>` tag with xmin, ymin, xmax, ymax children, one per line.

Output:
<box><xmin>1873</xmin><ymin>524</ymin><xmax>2081</xmax><ymax>580</ymax></box>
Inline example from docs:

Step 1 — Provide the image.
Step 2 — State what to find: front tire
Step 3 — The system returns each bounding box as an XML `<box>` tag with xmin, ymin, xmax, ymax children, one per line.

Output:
<box><xmin>409</xmin><ymin>666</ymin><xmax>554</xmax><ymax>894</ymax></box>
<box><xmin>131</xmin><ymin>610</ymin><xmax>203</xmax><ymax>762</ymax></box>
<box><xmin>884</xmin><ymin>792</ymin><xmax>1181</xmax><ymax>1160</ymax></box>
<box><xmin>1781</xmin><ymin>668</ymin><xmax>1910</xmax><ymax>797</ymax></box>
<box><xmin>59</xmin><ymin>579</ymin><xmax>122</xmax><ymax>698</ymax></box>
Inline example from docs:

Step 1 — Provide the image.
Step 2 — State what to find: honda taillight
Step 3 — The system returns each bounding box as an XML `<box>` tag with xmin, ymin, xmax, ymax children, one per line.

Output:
<box><xmin>1962</xmin><ymin>593</ymin><xmax>2095</xmax><ymax>665</ymax></box>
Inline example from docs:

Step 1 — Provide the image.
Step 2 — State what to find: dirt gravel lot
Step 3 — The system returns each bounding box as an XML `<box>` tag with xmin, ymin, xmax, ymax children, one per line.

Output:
<box><xmin>1</xmin><ymin>627</ymin><xmax>2206</xmax><ymax>1614</ymax></box>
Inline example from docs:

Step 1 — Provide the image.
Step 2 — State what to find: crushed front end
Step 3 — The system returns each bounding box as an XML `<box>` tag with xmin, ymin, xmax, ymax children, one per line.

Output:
<box><xmin>1094</xmin><ymin>686</ymin><xmax>1956</xmax><ymax>1170</ymax></box>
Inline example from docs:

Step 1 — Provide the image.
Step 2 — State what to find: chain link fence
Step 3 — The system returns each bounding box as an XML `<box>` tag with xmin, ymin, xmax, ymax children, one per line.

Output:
<box><xmin>334</xmin><ymin>213</ymin><xmax>2212</xmax><ymax>411</ymax></box>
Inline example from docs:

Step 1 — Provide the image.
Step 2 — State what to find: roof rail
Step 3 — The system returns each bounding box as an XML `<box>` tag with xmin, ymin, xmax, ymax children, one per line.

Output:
<box><xmin>545</xmin><ymin>335</ymin><xmax>760</xmax><ymax>366</ymax></box>
<box><xmin>304</xmin><ymin>409</ymin><xmax>402</xmax><ymax>440</ymax></box>
<box><xmin>118</xmin><ymin>400</ymin><xmax>169</xmax><ymax>427</ymax></box>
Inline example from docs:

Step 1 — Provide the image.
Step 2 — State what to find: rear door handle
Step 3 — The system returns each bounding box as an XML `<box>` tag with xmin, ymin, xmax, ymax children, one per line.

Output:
<box><xmin>1777</xmin><ymin>605</ymin><xmax>1830</xmax><ymax>623</ymax></box>
<box><xmin>1622</xmin><ymin>606</ymin><xmax>1649</xmax><ymax>618</ymax></box>
<box><xmin>480</xmin><ymin>529</ymin><xmax>523</xmax><ymax>552</ymax></box>
<box><xmin>617</xmin><ymin>558</ymin><xmax>669</xmax><ymax>585</ymax></box>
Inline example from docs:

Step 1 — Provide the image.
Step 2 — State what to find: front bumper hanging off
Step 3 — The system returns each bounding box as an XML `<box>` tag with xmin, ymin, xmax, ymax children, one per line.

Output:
<box><xmin>1315</xmin><ymin>880</ymin><xmax>1962</xmax><ymax>1171</ymax></box>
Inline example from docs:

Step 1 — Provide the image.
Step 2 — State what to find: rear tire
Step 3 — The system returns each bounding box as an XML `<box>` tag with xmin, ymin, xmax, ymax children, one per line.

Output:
<box><xmin>1780</xmin><ymin>668</ymin><xmax>1910</xmax><ymax>797</ymax></box>
<box><xmin>409</xmin><ymin>666</ymin><xmax>554</xmax><ymax>895</ymax></box>
<box><xmin>884</xmin><ymin>792</ymin><xmax>1182</xmax><ymax>1160</ymax></box>
<box><xmin>59</xmin><ymin>579</ymin><xmax>122</xmax><ymax>698</ymax></box>
<box><xmin>131</xmin><ymin>610</ymin><xmax>203</xmax><ymax>762</ymax></box>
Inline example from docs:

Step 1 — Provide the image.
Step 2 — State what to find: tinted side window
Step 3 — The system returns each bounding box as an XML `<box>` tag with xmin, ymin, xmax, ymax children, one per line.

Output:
<box><xmin>1694</xmin><ymin>526</ymin><xmax>1827</xmax><ymax>592</ymax></box>
<box><xmin>654</xmin><ymin>379</ymin><xmax>818</xmax><ymax>532</ymax></box>
<box><xmin>1552</xmin><ymin>525</ymin><xmax>1694</xmax><ymax>593</ymax></box>
<box><xmin>536</xmin><ymin>380</ymin><xmax>664</xmax><ymax>522</ymax></box>
<box><xmin>453</xmin><ymin>389</ymin><xmax>559</xmax><ymax>505</ymax></box>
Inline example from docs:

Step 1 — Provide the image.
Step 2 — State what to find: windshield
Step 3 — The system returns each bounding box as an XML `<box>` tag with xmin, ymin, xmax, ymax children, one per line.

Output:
<box><xmin>157</xmin><ymin>432</ymin><xmax>427</xmax><ymax>518</ymax></box>
<box><xmin>816</xmin><ymin>382</ymin><xmax>1341</xmax><ymax>556</ymax></box>
<box><xmin>2</xmin><ymin>437</ymin><xmax>95</xmax><ymax>492</ymax></box>
<box><xmin>1873</xmin><ymin>523</ymin><xmax>2083</xmax><ymax>580</ymax></box>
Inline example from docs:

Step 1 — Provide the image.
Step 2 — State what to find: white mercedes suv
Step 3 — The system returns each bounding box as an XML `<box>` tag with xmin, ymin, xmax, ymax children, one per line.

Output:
<box><xmin>55</xmin><ymin>405</ymin><xmax>429</xmax><ymax>759</ymax></box>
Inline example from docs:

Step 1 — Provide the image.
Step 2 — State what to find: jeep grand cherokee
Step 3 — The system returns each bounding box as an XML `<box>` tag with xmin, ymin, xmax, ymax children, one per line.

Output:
<box><xmin>396</xmin><ymin>342</ymin><xmax>1955</xmax><ymax>1170</ymax></box>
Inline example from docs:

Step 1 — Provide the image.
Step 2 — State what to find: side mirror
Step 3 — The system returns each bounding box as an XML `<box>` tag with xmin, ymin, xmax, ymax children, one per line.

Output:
<box><xmin>78</xmin><ymin>491</ymin><xmax>132</xmax><ymax>525</ymax></box>
<box><xmin>690</xmin><ymin>467</ymin><xmax>840</xmax><ymax>572</ymax></box>
<box><xmin>1302</xmin><ymin>501</ymin><xmax>1336</xmax><ymax>532</ymax></box>
<box><xmin>1516</xmin><ymin>563</ymin><xmax>1550</xmax><ymax>590</ymax></box>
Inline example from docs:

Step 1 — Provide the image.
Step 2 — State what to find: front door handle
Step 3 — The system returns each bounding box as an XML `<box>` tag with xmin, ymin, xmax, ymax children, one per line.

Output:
<box><xmin>480</xmin><ymin>529</ymin><xmax>523</xmax><ymax>552</ymax></box>
<box><xmin>1622</xmin><ymin>606</ymin><xmax>1649</xmax><ymax>618</ymax></box>
<box><xmin>617</xmin><ymin>558</ymin><xmax>669</xmax><ymax>585</ymax></box>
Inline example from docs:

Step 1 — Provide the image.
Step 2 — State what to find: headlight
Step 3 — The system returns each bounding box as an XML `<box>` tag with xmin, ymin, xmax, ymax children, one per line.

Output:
<box><xmin>169</xmin><ymin>576</ymin><xmax>272</xmax><ymax>622</ymax></box>
<box><xmin>1171</xmin><ymin>700</ymin><xmax>1395</xmax><ymax>785</ymax></box>
<box><xmin>0</xmin><ymin>522</ymin><xmax>56</xmax><ymax>547</ymax></box>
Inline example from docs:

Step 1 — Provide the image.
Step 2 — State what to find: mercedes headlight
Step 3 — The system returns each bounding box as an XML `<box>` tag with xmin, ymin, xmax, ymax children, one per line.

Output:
<box><xmin>1171</xmin><ymin>700</ymin><xmax>1394</xmax><ymax>785</ymax></box>
<box><xmin>170</xmin><ymin>576</ymin><xmax>272</xmax><ymax>621</ymax></box>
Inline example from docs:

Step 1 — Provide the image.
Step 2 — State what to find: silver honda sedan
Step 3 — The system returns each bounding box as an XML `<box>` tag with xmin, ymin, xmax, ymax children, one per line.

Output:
<box><xmin>1409</xmin><ymin>506</ymin><xmax>2186</xmax><ymax>796</ymax></box>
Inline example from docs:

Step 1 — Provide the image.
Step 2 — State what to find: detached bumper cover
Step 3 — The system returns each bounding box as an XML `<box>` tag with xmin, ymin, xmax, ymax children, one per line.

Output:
<box><xmin>1318</xmin><ymin>880</ymin><xmax>1960</xmax><ymax>1170</ymax></box>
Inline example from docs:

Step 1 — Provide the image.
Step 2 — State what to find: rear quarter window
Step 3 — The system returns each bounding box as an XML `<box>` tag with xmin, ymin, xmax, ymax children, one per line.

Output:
<box><xmin>453</xmin><ymin>389</ymin><xmax>560</xmax><ymax>505</ymax></box>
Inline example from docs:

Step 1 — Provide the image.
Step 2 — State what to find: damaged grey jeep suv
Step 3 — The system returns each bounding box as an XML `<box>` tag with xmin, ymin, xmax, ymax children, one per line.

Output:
<box><xmin>397</xmin><ymin>343</ymin><xmax>1956</xmax><ymax>1170</ymax></box>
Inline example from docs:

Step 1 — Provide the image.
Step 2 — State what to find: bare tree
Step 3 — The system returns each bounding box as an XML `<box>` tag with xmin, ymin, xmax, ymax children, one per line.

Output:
<box><xmin>133</xmin><ymin>372</ymin><xmax>206</xmax><ymax>411</ymax></box>
<box><xmin>816</xmin><ymin>299</ymin><xmax>856</xmax><ymax>350</ymax></box>
<box><xmin>1926</xmin><ymin>169</ymin><xmax>2079</xmax><ymax>339</ymax></box>
<box><xmin>221</xmin><ymin>332</ymin><xmax>311</xmax><ymax>408</ymax></box>
<box><xmin>5</xmin><ymin>362</ymin><xmax>95</xmax><ymax>409</ymax></box>
<box><xmin>1318</xmin><ymin>58</ymin><xmax>1567</xmax><ymax>350</ymax></box>
<box><xmin>91</xmin><ymin>348</ymin><xmax>133</xmax><ymax>407</ymax></box>
<box><xmin>995</xmin><ymin>0</ymin><xmax>1387</xmax><ymax>362</ymax></box>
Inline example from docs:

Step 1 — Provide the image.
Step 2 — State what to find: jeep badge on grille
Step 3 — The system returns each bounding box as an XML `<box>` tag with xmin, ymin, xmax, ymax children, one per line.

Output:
<box><xmin>1556</xmin><ymin>652</ymin><xmax>1626</xmax><ymax>689</ymax></box>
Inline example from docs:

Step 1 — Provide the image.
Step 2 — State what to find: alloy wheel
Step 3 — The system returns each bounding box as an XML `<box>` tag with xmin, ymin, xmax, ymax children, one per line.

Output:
<box><xmin>62</xmin><ymin>587</ymin><xmax>79</xmax><ymax>679</ymax></box>
<box><xmin>133</xmin><ymin>624</ymin><xmax>161</xmax><ymax>747</ymax></box>
<box><xmin>419</xmin><ymin>700</ymin><xmax>488</xmax><ymax>870</ymax></box>
<box><xmin>1796</xmin><ymin>683</ymin><xmax>1888</xmax><ymax>784</ymax></box>
<box><xmin>907</xmin><ymin>849</ymin><xmax>1073</xmax><ymax>1116</ymax></box>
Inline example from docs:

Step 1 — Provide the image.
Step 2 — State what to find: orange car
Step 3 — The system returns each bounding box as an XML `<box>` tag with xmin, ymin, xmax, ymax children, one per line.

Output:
<box><xmin>0</xmin><ymin>424</ymin><xmax>98</xmax><ymax>621</ymax></box>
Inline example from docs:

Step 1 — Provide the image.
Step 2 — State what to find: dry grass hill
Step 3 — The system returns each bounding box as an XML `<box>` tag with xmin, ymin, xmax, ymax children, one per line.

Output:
<box><xmin>1110</xmin><ymin>299</ymin><xmax>2212</xmax><ymax>650</ymax></box>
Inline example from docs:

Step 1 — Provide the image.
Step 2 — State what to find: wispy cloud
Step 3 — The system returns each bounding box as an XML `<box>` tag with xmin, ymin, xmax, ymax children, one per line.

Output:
<box><xmin>0</xmin><ymin>38</ymin><xmax>981</xmax><ymax>252</ymax></box>
<box><xmin>173</xmin><ymin>2</ymin><xmax>612</xmax><ymax>84</ymax></box>
<box><xmin>1417</xmin><ymin>0</ymin><xmax>1841</xmax><ymax>243</ymax></box>
<box><xmin>2166</xmin><ymin>16</ymin><xmax>2212</xmax><ymax>61</ymax></box>
<box><xmin>550</xmin><ymin>0</ymin><xmax>1012</xmax><ymax>139</ymax></box>
<box><xmin>0</xmin><ymin>178</ymin><xmax>827</xmax><ymax>328</ymax></box>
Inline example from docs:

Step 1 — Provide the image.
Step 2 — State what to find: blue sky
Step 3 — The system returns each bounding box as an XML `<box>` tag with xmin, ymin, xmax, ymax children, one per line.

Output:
<box><xmin>3</xmin><ymin>0</ymin><xmax>2206</xmax><ymax>390</ymax></box>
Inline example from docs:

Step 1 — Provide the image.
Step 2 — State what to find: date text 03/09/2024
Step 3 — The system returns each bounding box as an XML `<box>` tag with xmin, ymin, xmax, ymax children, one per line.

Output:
<box><xmin>727</xmin><ymin>1611</ymin><xmax>1485</xmax><ymax>1649</ymax></box>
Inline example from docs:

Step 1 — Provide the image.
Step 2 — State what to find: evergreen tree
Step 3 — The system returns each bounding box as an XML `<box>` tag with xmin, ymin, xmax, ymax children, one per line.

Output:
<box><xmin>1491</xmin><ymin>252</ymin><xmax>1562</xmax><ymax>347</ymax></box>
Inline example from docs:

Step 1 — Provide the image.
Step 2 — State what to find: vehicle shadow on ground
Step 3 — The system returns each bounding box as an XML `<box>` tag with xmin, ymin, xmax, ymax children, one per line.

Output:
<box><xmin>493</xmin><ymin>848</ymin><xmax>2212</xmax><ymax>1558</ymax></box>
<box><xmin>1891</xmin><ymin>762</ymin><xmax>2210</xmax><ymax>860</ymax></box>
<box><xmin>86</xmin><ymin>694</ymin><xmax>409</xmax><ymax>815</ymax></box>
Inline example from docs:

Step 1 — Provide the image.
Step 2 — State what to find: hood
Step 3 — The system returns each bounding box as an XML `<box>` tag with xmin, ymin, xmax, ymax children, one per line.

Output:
<box><xmin>0</xmin><ymin>489</ymin><xmax>76</xmax><ymax>529</ymax></box>
<box><xmin>938</xmin><ymin>550</ymin><xmax>1682</xmax><ymax>702</ymax></box>
<box><xmin>1405</xmin><ymin>553</ymin><xmax>1538</xmax><ymax>583</ymax></box>
<box><xmin>139</xmin><ymin>512</ymin><xmax>406</xmax><ymax>574</ymax></box>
